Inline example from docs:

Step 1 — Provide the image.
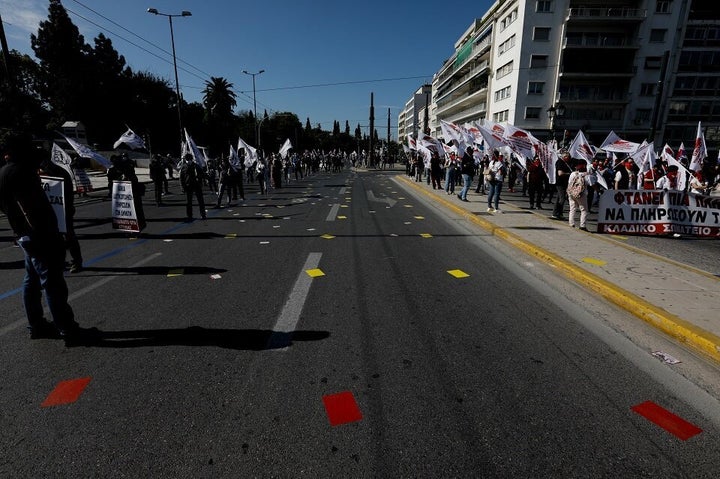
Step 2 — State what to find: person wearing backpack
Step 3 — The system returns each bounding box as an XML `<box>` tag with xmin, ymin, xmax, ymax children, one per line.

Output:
<box><xmin>567</xmin><ymin>161</ymin><xmax>589</xmax><ymax>231</ymax></box>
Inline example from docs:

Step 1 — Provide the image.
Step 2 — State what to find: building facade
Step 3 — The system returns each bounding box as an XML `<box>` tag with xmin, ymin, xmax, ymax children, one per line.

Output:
<box><xmin>399</xmin><ymin>0</ymin><xmax>719</xmax><ymax>149</ymax></box>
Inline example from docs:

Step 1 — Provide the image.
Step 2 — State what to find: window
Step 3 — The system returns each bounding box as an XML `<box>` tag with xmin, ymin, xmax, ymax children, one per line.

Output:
<box><xmin>635</xmin><ymin>109</ymin><xmax>651</xmax><ymax>124</ymax></box>
<box><xmin>534</xmin><ymin>27</ymin><xmax>551</xmax><ymax>41</ymax></box>
<box><xmin>528</xmin><ymin>81</ymin><xmax>545</xmax><ymax>94</ymax></box>
<box><xmin>537</xmin><ymin>0</ymin><xmax>552</xmax><ymax>12</ymax></box>
<box><xmin>498</xmin><ymin>35</ymin><xmax>516</xmax><ymax>55</ymax></box>
<box><xmin>500</xmin><ymin>9</ymin><xmax>518</xmax><ymax>31</ymax></box>
<box><xmin>494</xmin><ymin>86</ymin><xmax>512</xmax><ymax>101</ymax></box>
<box><xmin>525</xmin><ymin>107</ymin><xmax>542</xmax><ymax>119</ymax></box>
<box><xmin>656</xmin><ymin>0</ymin><xmax>672</xmax><ymax>13</ymax></box>
<box><xmin>530</xmin><ymin>55</ymin><xmax>549</xmax><ymax>68</ymax></box>
<box><xmin>493</xmin><ymin>110</ymin><xmax>509</xmax><ymax>122</ymax></box>
<box><xmin>650</xmin><ymin>29</ymin><xmax>667</xmax><ymax>42</ymax></box>
<box><xmin>645</xmin><ymin>56</ymin><xmax>662</xmax><ymax>69</ymax></box>
<box><xmin>640</xmin><ymin>83</ymin><xmax>656</xmax><ymax>96</ymax></box>
<box><xmin>496</xmin><ymin>61</ymin><xmax>513</xmax><ymax>79</ymax></box>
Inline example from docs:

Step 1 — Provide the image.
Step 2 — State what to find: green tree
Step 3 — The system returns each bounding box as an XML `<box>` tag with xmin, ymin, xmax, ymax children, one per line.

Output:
<box><xmin>202</xmin><ymin>76</ymin><xmax>237</xmax><ymax>155</ymax></box>
<box><xmin>31</xmin><ymin>0</ymin><xmax>90</xmax><ymax>127</ymax></box>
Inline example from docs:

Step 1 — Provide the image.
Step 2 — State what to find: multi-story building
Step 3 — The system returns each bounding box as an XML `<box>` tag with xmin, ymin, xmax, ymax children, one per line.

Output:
<box><xmin>400</xmin><ymin>0</ymin><xmax>719</xmax><ymax>149</ymax></box>
<box><xmin>398</xmin><ymin>84</ymin><xmax>432</xmax><ymax>142</ymax></box>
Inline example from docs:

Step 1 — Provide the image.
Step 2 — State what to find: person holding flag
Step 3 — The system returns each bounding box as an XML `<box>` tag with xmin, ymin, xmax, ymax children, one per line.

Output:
<box><xmin>180</xmin><ymin>154</ymin><xmax>206</xmax><ymax>221</ymax></box>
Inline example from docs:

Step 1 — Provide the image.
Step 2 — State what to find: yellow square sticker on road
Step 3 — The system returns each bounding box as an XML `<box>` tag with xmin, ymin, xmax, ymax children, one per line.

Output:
<box><xmin>167</xmin><ymin>269</ymin><xmax>184</xmax><ymax>278</ymax></box>
<box><xmin>420</xmin><ymin>233</ymin><xmax>433</xmax><ymax>238</ymax></box>
<box><xmin>306</xmin><ymin>269</ymin><xmax>325</xmax><ymax>278</ymax></box>
<box><xmin>321</xmin><ymin>234</ymin><xmax>335</xmax><ymax>239</ymax></box>
<box><xmin>448</xmin><ymin>270</ymin><xmax>469</xmax><ymax>278</ymax></box>
<box><xmin>224</xmin><ymin>233</ymin><xmax>237</xmax><ymax>239</ymax></box>
<box><xmin>337</xmin><ymin>215</ymin><xmax>347</xmax><ymax>220</ymax></box>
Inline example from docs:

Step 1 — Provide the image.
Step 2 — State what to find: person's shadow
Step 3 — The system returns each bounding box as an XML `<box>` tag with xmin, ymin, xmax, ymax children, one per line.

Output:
<box><xmin>67</xmin><ymin>326</ymin><xmax>329</xmax><ymax>350</ymax></box>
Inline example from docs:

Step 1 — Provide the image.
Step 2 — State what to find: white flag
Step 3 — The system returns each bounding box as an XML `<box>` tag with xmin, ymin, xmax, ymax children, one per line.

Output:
<box><xmin>279</xmin><ymin>138</ymin><xmax>293</xmax><ymax>158</ymax></box>
<box><xmin>237</xmin><ymin>137</ymin><xmax>258</xmax><ymax>167</ymax></box>
<box><xmin>228</xmin><ymin>144</ymin><xmax>241</xmax><ymax>172</ymax></box>
<box><xmin>50</xmin><ymin>142</ymin><xmax>75</xmax><ymax>180</ymax></box>
<box><xmin>503</xmin><ymin>124</ymin><xmax>537</xmax><ymax>161</ymax></box>
<box><xmin>599</xmin><ymin>130</ymin><xmax>640</xmax><ymax>154</ymax></box>
<box><xmin>61</xmin><ymin>133</ymin><xmax>111</xmax><ymax>169</ymax></box>
<box><xmin>184</xmin><ymin>129</ymin><xmax>206</xmax><ymax>168</ymax></box>
<box><xmin>568</xmin><ymin>130</ymin><xmax>595</xmax><ymax>163</ymax></box>
<box><xmin>689</xmin><ymin>121</ymin><xmax>706</xmax><ymax>172</ymax></box>
<box><xmin>113</xmin><ymin>128</ymin><xmax>147</xmax><ymax>150</ymax></box>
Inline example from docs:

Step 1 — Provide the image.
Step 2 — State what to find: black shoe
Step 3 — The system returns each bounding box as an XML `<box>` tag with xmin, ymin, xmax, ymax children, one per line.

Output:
<box><xmin>61</xmin><ymin>326</ymin><xmax>100</xmax><ymax>346</ymax></box>
<box><xmin>28</xmin><ymin>321</ymin><xmax>61</xmax><ymax>340</ymax></box>
<box><xmin>579</xmin><ymin>226</ymin><xmax>588</xmax><ymax>231</ymax></box>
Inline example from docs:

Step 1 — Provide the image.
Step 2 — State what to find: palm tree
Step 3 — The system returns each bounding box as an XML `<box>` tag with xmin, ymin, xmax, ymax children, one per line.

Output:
<box><xmin>202</xmin><ymin>76</ymin><xmax>236</xmax><ymax>119</ymax></box>
<box><xmin>202</xmin><ymin>76</ymin><xmax>237</xmax><ymax>155</ymax></box>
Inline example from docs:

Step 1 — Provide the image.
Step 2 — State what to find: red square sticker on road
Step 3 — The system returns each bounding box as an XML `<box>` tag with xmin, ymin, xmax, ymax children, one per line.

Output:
<box><xmin>322</xmin><ymin>391</ymin><xmax>362</xmax><ymax>426</ymax></box>
<box><xmin>41</xmin><ymin>377</ymin><xmax>92</xmax><ymax>408</ymax></box>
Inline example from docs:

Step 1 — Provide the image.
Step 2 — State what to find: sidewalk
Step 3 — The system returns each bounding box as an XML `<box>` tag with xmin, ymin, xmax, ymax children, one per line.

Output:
<box><xmin>396</xmin><ymin>175</ymin><xmax>720</xmax><ymax>364</ymax></box>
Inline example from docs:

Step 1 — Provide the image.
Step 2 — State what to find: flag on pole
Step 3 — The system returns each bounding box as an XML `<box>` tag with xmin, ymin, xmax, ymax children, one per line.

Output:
<box><xmin>568</xmin><ymin>130</ymin><xmax>595</xmax><ymax>163</ymax></box>
<box><xmin>676</xmin><ymin>142</ymin><xmax>685</xmax><ymax>161</ymax></box>
<box><xmin>50</xmin><ymin>142</ymin><xmax>75</xmax><ymax>180</ymax></box>
<box><xmin>113</xmin><ymin>127</ymin><xmax>147</xmax><ymax>150</ymax></box>
<box><xmin>502</xmin><ymin>124</ymin><xmax>536</xmax><ymax>160</ymax></box>
<box><xmin>279</xmin><ymin>138</ymin><xmax>293</xmax><ymax>158</ymax></box>
<box><xmin>237</xmin><ymin>137</ymin><xmax>258</xmax><ymax>167</ymax></box>
<box><xmin>407</xmin><ymin>134</ymin><xmax>417</xmax><ymax>151</ymax></box>
<box><xmin>228</xmin><ymin>144</ymin><xmax>241</xmax><ymax>172</ymax></box>
<box><xmin>689</xmin><ymin>121</ymin><xmax>706</xmax><ymax>172</ymax></box>
<box><xmin>475</xmin><ymin>120</ymin><xmax>508</xmax><ymax>151</ymax></box>
<box><xmin>599</xmin><ymin>130</ymin><xmax>640</xmax><ymax>154</ymax></box>
<box><xmin>184</xmin><ymin>129</ymin><xmax>206</xmax><ymax>168</ymax></box>
<box><xmin>61</xmin><ymin>133</ymin><xmax>111</xmax><ymax>169</ymax></box>
<box><xmin>440</xmin><ymin>119</ymin><xmax>467</xmax><ymax>152</ymax></box>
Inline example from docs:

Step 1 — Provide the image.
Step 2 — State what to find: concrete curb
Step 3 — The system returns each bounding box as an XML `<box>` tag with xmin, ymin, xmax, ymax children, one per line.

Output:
<box><xmin>396</xmin><ymin>175</ymin><xmax>720</xmax><ymax>364</ymax></box>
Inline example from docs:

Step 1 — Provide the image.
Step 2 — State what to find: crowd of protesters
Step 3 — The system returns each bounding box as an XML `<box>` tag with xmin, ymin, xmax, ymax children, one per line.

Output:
<box><xmin>405</xmin><ymin>145</ymin><xmax>720</xmax><ymax>226</ymax></box>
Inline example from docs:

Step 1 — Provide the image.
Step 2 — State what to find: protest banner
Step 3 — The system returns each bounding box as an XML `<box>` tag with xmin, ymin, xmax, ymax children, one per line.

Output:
<box><xmin>40</xmin><ymin>175</ymin><xmax>66</xmax><ymax>234</ymax></box>
<box><xmin>598</xmin><ymin>189</ymin><xmax>720</xmax><ymax>237</ymax></box>
<box><xmin>111</xmin><ymin>180</ymin><xmax>139</xmax><ymax>232</ymax></box>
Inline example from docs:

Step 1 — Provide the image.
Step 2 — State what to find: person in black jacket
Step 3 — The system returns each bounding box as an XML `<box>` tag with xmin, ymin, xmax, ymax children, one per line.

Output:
<box><xmin>458</xmin><ymin>146</ymin><xmax>475</xmax><ymax>201</ymax></box>
<box><xmin>180</xmin><ymin>155</ymin><xmax>206</xmax><ymax>221</ymax></box>
<box><xmin>0</xmin><ymin>133</ymin><xmax>93</xmax><ymax>341</ymax></box>
<box><xmin>551</xmin><ymin>152</ymin><xmax>573</xmax><ymax>220</ymax></box>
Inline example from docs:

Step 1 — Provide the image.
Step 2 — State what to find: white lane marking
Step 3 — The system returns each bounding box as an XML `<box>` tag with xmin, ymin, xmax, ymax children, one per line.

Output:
<box><xmin>0</xmin><ymin>253</ymin><xmax>163</xmax><ymax>336</ymax></box>
<box><xmin>326</xmin><ymin>204</ymin><xmax>340</xmax><ymax>221</ymax></box>
<box><xmin>266</xmin><ymin>252</ymin><xmax>322</xmax><ymax>350</ymax></box>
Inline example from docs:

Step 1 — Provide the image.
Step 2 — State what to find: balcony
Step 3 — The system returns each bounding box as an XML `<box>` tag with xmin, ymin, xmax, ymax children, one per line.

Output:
<box><xmin>436</xmin><ymin>37</ymin><xmax>492</xmax><ymax>86</ymax></box>
<box><xmin>567</xmin><ymin>7</ymin><xmax>646</xmax><ymax>22</ymax></box>
<box><xmin>436</xmin><ymin>86</ymin><xmax>488</xmax><ymax>117</ymax></box>
<box><xmin>564</xmin><ymin>35</ymin><xmax>639</xmax><ymax>49</ymax></box>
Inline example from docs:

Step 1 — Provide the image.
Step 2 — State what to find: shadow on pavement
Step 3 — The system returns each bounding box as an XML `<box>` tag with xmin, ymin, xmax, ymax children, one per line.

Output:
<box><xmin>67</xmin><ymin>326</ymin><xmax>330</xmax><ymax>350</ymax></box>
<box><xmin>79</xmin><ymin>265</ymin><xmax>227</xmax><ymax>276</ymax></box>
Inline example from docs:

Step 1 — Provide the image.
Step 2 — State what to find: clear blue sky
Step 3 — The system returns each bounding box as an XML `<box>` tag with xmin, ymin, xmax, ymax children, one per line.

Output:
<box><xmin>1</xmin><ymin>0</ymin><xmax>494</xmax><ymax>139</ymax></box>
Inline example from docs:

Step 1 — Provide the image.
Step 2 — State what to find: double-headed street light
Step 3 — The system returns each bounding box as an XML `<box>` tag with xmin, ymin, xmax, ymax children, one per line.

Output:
<box><xmin>147</xmin><ymin>8</ymin><xmax>192</xmax><ymax>155</ymax></box>
<box><xmin>242</xmin><ymin>69</ymin><xmax>264</xmax><ymax>146</ymax></box>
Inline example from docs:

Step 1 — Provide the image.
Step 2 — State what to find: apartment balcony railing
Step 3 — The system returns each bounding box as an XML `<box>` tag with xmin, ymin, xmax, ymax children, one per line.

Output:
<box><xmin>567</xmin><ymin>7</ymin><xmax>646</xmax><ymax>21</ymax></box>
<box><xmin>436</xmin><ymin>36</ymin><xmax>492</xmax><ymax>86</ymax></box>
<box><xmin>564</xmin><ymin>36</ymin><xmax>639</xmax><ymax>48</ymax></box>
<box><xmin>436</xmin><ymin>87</ymin><xmax>488</xmax><ymax>116</ymax></box>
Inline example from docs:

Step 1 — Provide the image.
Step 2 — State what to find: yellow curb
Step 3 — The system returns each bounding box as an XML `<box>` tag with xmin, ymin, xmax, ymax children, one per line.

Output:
<box><xmin>397</xmin><ymin>176</ymin><xmax>720</xmax><ymax>364</ymax></box>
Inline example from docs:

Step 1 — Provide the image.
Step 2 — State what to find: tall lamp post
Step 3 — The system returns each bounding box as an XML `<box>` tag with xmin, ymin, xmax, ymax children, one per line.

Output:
<box><xmin>243</xmin><ymin>69</ymin><xmax>265</xmax><ymax>147</ymax></box>
<box><xmin>147</xmin><ymin>8</ymin><xmax>191</xmax><ymax>156</ymax></box>
<box><xmin>546</xmin><ymin>102</ymin><xmax>566</xmax><ymax>148</ymax></box>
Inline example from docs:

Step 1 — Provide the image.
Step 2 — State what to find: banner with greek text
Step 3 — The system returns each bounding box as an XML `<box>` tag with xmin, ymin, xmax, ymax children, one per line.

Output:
<box><xmin>40</xmin><ymin>176</ymin><xmax>66</xmax><ymax>234</ymax></box>
<box><xmin>111</xmin><ymin>180</ymin><xmax>139</xmax><ymax>232</ymax></box>
<box><xmin>598</xmin><ymin>189</ymin><xmax>720</xmax><ymax>237</ymax></box>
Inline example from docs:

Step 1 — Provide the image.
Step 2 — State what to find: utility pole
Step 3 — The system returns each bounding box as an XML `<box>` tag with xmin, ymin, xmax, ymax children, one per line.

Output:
<box><xmin>387</xmin><ymin>108</ymin><xmax>391</xmax><ymax>166</ymax></box>
<box><xmin>369</xmin><ymin>92</ymin><xmax>375</xmax><ymax>168</ymax></box>
<box><xmin>0</xmin><ymin>12</ymin><xmax>15</xmax><ymax>92</ymax></box>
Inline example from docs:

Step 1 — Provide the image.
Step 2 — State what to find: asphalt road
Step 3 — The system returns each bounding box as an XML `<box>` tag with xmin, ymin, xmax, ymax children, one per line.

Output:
<box><xmin>2</xmin><ymin>168</ymin><xmax>720</xmax><ymax>478</ymax></box>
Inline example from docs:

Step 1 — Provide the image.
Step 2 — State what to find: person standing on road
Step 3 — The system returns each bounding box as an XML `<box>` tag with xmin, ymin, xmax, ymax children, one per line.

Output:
<box><xmin>0</xmin><ymin>133</ymin><xmax>91</xmax><ymax>340</ymax></box>
<box><xmin>458</xmin><ymin>146</ymin><xmax>474</xmax><ymax>202</ymax></box>
<box><xmin>567</xmin><ymin>161</ymin><xmax>589</xmax><ymax>231</ymax></box>
<box><xmin>180</xmin><ymin>154</ymin><xmax>206</xmax><ymax>221</ymax></box>
<box><xmin>256</xmin><ymin>155</ymin><xmax>268</xmax><ymax>195</ymax></box>
<box><xmin>149</xmin><ymin>154</ymin><xmax>166</xmax><ymax>207</ymax></box>
<box><xmin>551</xmin><ymin>153</ymin><xmax>572</xmax><ymax>220</ymax></box>
<box><xmin>486</xmin><ymin>152</ymin><xmax>506</xmax><ymax>213</ymax></box>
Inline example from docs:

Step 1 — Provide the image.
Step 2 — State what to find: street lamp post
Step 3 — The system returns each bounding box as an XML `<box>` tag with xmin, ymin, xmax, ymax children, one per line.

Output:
<box><xmin>147</xmin><ymin>8</ymin><xmax>191</xmax><ymax>156</ymax></box>
<box><xmin>242</xmin><ymin>69</ymin><xmax>265</xmax><ymax>147</ymax></box>
<box><xmin>546</xmin><ymin>102</ymin><xmax>566</xmax><ymax>148</ymax></box>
